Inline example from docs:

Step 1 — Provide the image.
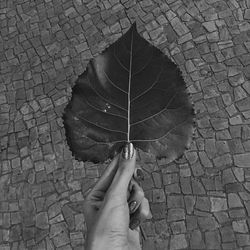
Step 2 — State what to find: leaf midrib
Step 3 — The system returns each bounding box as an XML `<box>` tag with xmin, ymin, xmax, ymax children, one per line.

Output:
<box><xmin>127</xmin><ymin>29</ymin><xmax>134</xmax><ymax>142</ymax></box>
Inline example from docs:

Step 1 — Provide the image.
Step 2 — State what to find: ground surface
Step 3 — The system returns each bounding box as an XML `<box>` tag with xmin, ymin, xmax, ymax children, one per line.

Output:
<box><xmin>1</xmin><ymin>0</ymin><xmax>250</xmax><ymax>249</ymax></box>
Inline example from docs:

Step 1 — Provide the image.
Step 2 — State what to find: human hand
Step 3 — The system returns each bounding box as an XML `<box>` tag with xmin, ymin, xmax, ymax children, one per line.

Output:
<box><xmin>83</xmin><ymin>143</ymin><xmax>152</xmax><ymax>250</ymax></box>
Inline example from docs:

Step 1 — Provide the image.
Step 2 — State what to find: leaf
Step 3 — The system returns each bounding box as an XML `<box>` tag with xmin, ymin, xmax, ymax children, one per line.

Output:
<box><xmin>63</xmin><ymin>23</ymin><xmax>195</xmax><ymax>163</ymax></box>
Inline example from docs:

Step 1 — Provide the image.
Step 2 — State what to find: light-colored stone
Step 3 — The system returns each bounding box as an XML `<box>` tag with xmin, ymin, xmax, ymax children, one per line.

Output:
<box><xmin>170</xmin><ymin>17</ymin><xmax>189</xmax><ymax>36</ymax></box>
<box><xmin>234</xmin><ymin>86</ymin><xmax>247</xmax><ymax>101</ymax></box>
<box><xmin>21</xmin><ymin>157</ymin><xmax>33</xmax><ymax>170</ymax></box>
<box><xmin>229</xmin><ymin>115</ymin><xmax>243</xmax><ymax>125</ymax></box>
<box><xmin>203</xmin><ymin>21</ymin><xmax>217</xmax><ymax>32</ymax></box>
<box><xmin>233</xmin><ymin>167</ymin><xmax>244</xmax><ymax>182</ymax></box>
<box><xmin>210</xmin><ymin>197</ymin><xmax>228</xmax><ymax>212</ymax></box>
<box><xmin>65</xmin><ymin>7</ymin><xmax>76</xmax><ymax>16</ymax></box>
<box><xmin>234</xmin><ymin>153</ymin><xmax>250</xmax><ymax>167</ymax></box>
<box><xmin>228</xmin><ymin>193</ymin><xmax>243</xmax><ymax>208</ymax></box>
<box><xmin>36</xmin><ymin>212</ymin><xmax>49</xmax><ymax>229</ymax></box>
<box><xmin>170</xmin><ymin>234</ymin><xmax>188</xmax><ymax>250</ymax></box>
<box><xmin>233</xmin><ymin>220</ymin><xmax>248</xmax><ymax>233</ymax></box>
<box><xmin>245</xmin><ymin>9</ymin><xmax>250</xmax><ymax>19</ymax></box>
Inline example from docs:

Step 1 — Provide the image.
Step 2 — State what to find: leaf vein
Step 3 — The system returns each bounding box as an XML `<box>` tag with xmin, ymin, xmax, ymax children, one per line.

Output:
<box><xmin>113</xmin><ymin>45</ymin><xmax>129</xmax><ymax>72</ymax></box>
<box><xmin>131</xmin><ymin>66</ymin><xmax>163</xmax><ymax>103</ymax></box>
<box><xmin>87</xmin><ymin>77</ymin><xmax>127</xmax><ymax>112</ymax></box>
<box><xmin>76</xmin><ymin>134</ymin><xmax>126</xmax><ymax>145</ymax></box>
<box><xmin>78</xmin><ymin>92</ymin><xmax>128</xmax><ymax>120</ymax></box>
<box><xmin>132</xmin><ymin>47</ymin><xmax>154</xmax><ymax>76</ymax></box>
<box><xmin>131</xmin><ymin>117</ymin><xmax>190</xmax><ymax>142</ymax></box>
<box><xmin>74</xmin><ymin>112</ymin><xmax>127</xmax><ymax>135</ymax></box>
<box><xmin>131</xmin><ymin>91</ymin><xmax>180</xmax><ymax>126</ymax></box>
<box><xmin>103</xmin><ymin>70</ymin><xmax>128</xmax><ymax>94</ymax></box>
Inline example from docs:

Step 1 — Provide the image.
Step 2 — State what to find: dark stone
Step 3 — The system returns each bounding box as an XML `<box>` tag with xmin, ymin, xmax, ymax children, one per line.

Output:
<box><xmin>188</xmin><ymin>21</ymin><xmax>206</xmax><ymax>38</ymax></box>
<box><xmin>184</xmin><ymin>195</ymin><xmax>195</xmax><ymax>214</ymax></box>
<box><xmin>191</xmin><ymin>179</ymin><xmax>205</xmax><ymax>195</ymax></box>
<box><xmin>229</xmin><ymin>208</ymin><xmax>246</xmax><ymax>218</ymax></box>
<box><xmin>36</xmin><ymin>212</ymin><xmax>49</xmax><ymax>229</ymax></box>
<box><xmin>222</xmin><ymin>168</ymin><xmax>237</xmax><ymax>185</ymax></box>
<box><xmin>23</xmin><ymin>227</ymin><xmax>35</xmax><ymax>241</ymax></box>
<box><xmin>9</xmin><ymin>225</ymin><xmax>22</xmax><ymax>242</ymax></box>
<box><xmin>35</xmin><ymin>228</ymin><xmax>49</xmax><ymax>243</ymax></box>
<box><xmin>198</xmin><ymin>216</ymin><xmax>219</xmax><ymax>231</ymax></box>
<box><xmin>195</xmin><ymin>197</ymin><xmax>210</xmax><ymax>212</ymax></box>
<box><xmin>205</xmin><ymin>230</ymin><xmax>221</xmax><ymax>249</ymax></box>
<box><xmin>228</xmin><ymin>139</ymin><xmax>245</xmax><ymax>154</ymax></box>
<box><xmin>19</xmin><ymin>199</ymin><xmax>35</xmax><ymax>226</ymax></box>
<box><xmin>220</xmin><ymin>226</ymin><xmax>235</xmax><ymax>242</ymax></box>
<box><xmin>225</xmin><ymin>183</ymin><xmax>244</xmax><ymax>193</ymax></box>
<box><xmin>214</xmin><ymin>211</ymin><xmax>230</xmax><ymax>224</ymax></box>
<box><xmin>167</xmin><ymin>195</ymin><xmax>184</xmax><ymax>208</ymax></box>
<box><xmin>186</xmin><ymin>215</ymin><xmax>198</xmax><ymax>231</ymax></box>
<box><xmin>190</xmin><ymin>162</ymin><xmax>204</xmax><ymax>177</ymax></box>
<box><xmin>236</xmin><ymin>97</ymin><xmax>250</xmax><ymax>111</ymax></box>
<box><xmin>190</xmin><ymin>230</ymin><xmax>206</xmax><ymax>249</ymax></box>
<box><xmin>167</xmin><ymin>208</ymin><xmax>185</xmax><ymax>222</ymax></box>
<box><xmin>180</xmin><ymin>177</ymin><xmax>192</xmax><ymax>194</ymax></box>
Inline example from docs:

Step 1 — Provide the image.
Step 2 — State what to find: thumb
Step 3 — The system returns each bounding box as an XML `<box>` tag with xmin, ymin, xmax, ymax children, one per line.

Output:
<box><xmin>107</xmin><ymin>143</ymin><xmax>136</xmax><ymax>199</ymax></box>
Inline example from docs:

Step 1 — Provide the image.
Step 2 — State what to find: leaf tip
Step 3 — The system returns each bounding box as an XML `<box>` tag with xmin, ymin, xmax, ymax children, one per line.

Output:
<box><xmin>130</xmin><ymin>22</ymin><xmax>137</xmax><ymax>31</ymax></box>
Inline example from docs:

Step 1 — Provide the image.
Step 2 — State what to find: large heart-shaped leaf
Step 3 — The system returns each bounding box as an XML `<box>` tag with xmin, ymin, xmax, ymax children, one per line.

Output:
<box><xmin>64</xmin><ymin>23</ymin><xmax>194</xmax><ymax>163</ymax></box>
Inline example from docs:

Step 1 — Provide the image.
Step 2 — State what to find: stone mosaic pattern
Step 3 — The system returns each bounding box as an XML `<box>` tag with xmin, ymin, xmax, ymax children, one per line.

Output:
<box><xmin>1</xmin><ymin>0</ymin><xmax>250</xmax><ymax>249</ymax></box>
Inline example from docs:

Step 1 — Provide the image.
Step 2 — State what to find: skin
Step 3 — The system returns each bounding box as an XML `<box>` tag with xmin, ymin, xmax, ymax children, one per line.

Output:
<box><xmin>83</xmin><ymin>148</ymin><xmax>152</xmax><ymax>250</ymax></box>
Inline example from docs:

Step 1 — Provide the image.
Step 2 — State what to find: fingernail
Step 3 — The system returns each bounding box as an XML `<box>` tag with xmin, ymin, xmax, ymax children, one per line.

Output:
<box><xmin>129</xmin><ymin>200</ymin><xmax>137</xmax><ymax>213</ymax></box>
<box><xmin>122</xmin><ymin>143</ymin><xmax>134</xmax><ymax>160</ymax></box>
<box><xmin>130</xmin><ymin>219</ymin><xmax>140</xmax><ymax>230</ymax></box>
<box><xmin>135</xmin><ymin>168</ymin><xmax>144</xmax><ymax>181</ymax></box>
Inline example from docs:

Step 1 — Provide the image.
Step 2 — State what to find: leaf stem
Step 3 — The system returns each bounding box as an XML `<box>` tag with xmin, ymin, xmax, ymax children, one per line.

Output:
<box><xmin>127</xmin><ymin>29</ymin><xmax>133</xmax><ymax>142</ymax></box>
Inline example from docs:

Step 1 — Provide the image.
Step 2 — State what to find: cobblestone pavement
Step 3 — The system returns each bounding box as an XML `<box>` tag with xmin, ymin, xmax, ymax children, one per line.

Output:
<box><xmin>1</xmin><ymin>0</ymin><xmax>250</xmax><ymax>249</ymax></box>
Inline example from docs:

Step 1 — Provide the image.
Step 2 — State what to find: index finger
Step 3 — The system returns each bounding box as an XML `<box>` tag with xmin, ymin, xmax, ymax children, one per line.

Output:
<box><xmin>91</xmin><ymin>154</ymin><xmax>119</xmax><ymax>194</ymax></box>
<box><xmin>108</xmin><ymin>143</ymin><xmax>137</xmax><ymax>199</ymax></box>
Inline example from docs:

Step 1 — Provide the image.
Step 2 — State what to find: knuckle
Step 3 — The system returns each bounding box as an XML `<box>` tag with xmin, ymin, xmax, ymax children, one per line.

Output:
<box><xmin>133</xmin><ymin>182</ymin><xmax>144</xmax><ymax>194</ymax></box>
<box><xmin>140</xmin><ymin>206</ymin><xmax>150</xmax><ymax>218</ymax></box>
<box><xmin>137</xmin><ymin>190</ymin><xmax>144</xmax><ymax>199</ymax></box>
<box><xmin>139</xmin><ymin>199</ymin><xmax>150</xmax><ymax>219</ymax></box>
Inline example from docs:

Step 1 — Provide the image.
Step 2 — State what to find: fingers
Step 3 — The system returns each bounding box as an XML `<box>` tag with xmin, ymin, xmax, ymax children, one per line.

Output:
<box><xmin>129</xmin><ymin>197</ymin><xmax>152</xmax><ymax>230</ymax></box>
<box><xmin>89</xmin><ymin>154</ymin><xmax>119</xmax><ymax>196</ymax></box>
<box><xmin>128</xmin><ymin>179</ymin><xmax>144</xmax><ymax>214</ymax></box>
<box><xmin>107</xmin><ymin>143</ymin><xmax>136</xmax><ymax>199</ymax></box>
<box><xmin>128</xmin><ymin>228</ymin><xmax>141</xmax><ymax>250</ymax></box>
<box><xmin>133</xmin><ymin>167</ymin><xmax>144</xmax><ymax>182</ymax></box>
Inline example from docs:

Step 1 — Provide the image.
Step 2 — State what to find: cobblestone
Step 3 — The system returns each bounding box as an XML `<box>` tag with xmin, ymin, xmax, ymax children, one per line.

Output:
<box><xmin>220</xmin><ymin>225</ymin><xmax>235</xmax><ymax>243</ymax></box>
<box><xmin>167</xmin><ymin>208</ymin><xmax>185</xmax><ymax>222</ymax></box>
<box><xmin>232</xmin><ymin>220</ymin><xmax>249</xmax><ymax>233</ymax></box>
<box><xmin>36</xmin><ymin>212</ymin><xmax>49</xmax><ymax>230</ymax></box>
<box><xmin>170</xmin><ymin>234</ymin><xmax>188</xmax><ymax>250</ymax></box>
<box><xmin>0</xmin><ymin>0</ymin><xmax>250</xmax><ymax>249</ymax></box>
<box><xmin>210</xmin><ymin>197</ymin><xmax>228</xmax><ymax>212</ymax></box>
<box><xmin>234</xmin><ymin>153</ymin><xmax>250</xmax><ymax>167</ymax></box>
<box><xmin>205</xmin><ymin>230</ymin><xmax>221</xmax><ymax>249</ymax></box>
